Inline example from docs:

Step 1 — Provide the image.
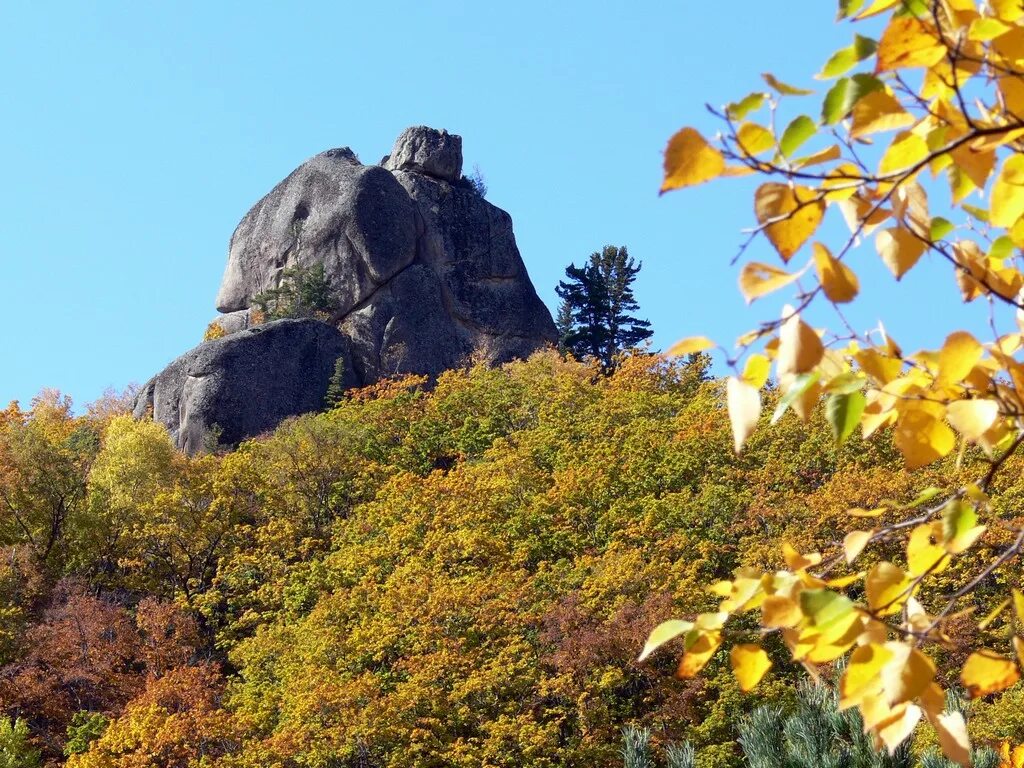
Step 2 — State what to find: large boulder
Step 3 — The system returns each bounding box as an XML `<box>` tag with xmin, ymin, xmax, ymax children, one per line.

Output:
<box><xmin>383</xmin><ymin>126</ymin><xmax>463</xmax><ymax>182</ymax></box>
<box><xmin>139</xmin><ymin>126</ymin><xmax>556</xmax><ymax>452</ymax></box>
<box><xmin>134</xmin><ymin>319</ymin><xmax>355</xmax><ymax>454</ymax></box>
<box><xmin>214</xmin><ymin>125</ymin><xmax>555</xmax><ymax>381</ymax></box>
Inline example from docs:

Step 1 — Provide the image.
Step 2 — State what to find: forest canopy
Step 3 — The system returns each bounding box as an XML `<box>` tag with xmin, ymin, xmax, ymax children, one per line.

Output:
<box><xmin>1</xmin><ymin>350</ymin><xmax>1023</xmax><ymax>767</ymax></box>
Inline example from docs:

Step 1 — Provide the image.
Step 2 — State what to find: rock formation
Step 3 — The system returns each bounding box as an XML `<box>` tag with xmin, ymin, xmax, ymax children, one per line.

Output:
<box><xmin>136</xmin><ymin>126</ymin><xmax>556</xmax><ymax>452</ymax></box>
<box><xmin>133</xmin><ymin>319</ymin><xmax>356</xmax><ymax>454</ymax></box>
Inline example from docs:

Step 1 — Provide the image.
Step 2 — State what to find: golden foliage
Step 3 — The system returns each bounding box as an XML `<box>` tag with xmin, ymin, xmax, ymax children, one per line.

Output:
<box><xmin>657</xmin><ymin>0</ymin><xmax>1024</xmax><ymax>761</ymax></box>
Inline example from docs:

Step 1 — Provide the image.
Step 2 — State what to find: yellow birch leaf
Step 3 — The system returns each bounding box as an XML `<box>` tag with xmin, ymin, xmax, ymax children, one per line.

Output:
<box><xmin>762</xmin><ymin>595</ymin><xmax>803</xmax><ymax>628</ymax></box>
<box><xmin>881</xmin><ymin>642</ymin><xmax>936</xmax><ymax>705</ymax></box>
<box><xmin>876</xmin><ymin>227</ymin><xmax>926</xmax><ymax>279</ymax></box>
<box><xmin>800</xmin><ymin>589</ymin><xmax>859</xmax><ymax>643</ymax></box>
<box><xmin>860</xmin><ymin>692</ymin><xmax>895</xmax><ymax>732</ymax></box>
<box><xmin>919</xmin><ymin>682</ymin><xmax>946</xmax><ymax>720</ymax></box>
<box><xmin>951</xmin><ymin>144</ymin><xmax>996</xmax><ymax>192</ymax></box>
<box><xmin>722</xmin><ymin>164</ymin><xmax>756</xmax><ymax>178</ymax></box>
<box><xmin>838</xmin><ymin>195</ymin><xmax>892</xmax><ymax>236</ymax></box>
<box><xmin>990</xmin><ymin>154</ymin><xmax>1024</xmax><ymax>228</ymax></box>
<box><xmin>827</xmin><ymin>572</ymin><xmax>863</xmax><ymax>588</ymax></box>
<box><xmin>894</xmin><ymin>410</ymin><xmax>956</xmax><ymax>469</ymax></box>
<box><xmin>993</xmin><ymin>0</ymin><xmax>1024</xmax><ymax>21</ymax></box>
<box><xmin>737</xmin><ymin>122</ymin><xmax>775</xmax><ymax>156</ymax></box>
<box><xmin>856</xmin><ymin>0</ymin><xmax>902</xmax><ymax>19</ymax></box>
<box><xmin>876</xmin><ymin>15</ymin><xmax>946</xmax><ymax>71</ymax></box>
<box><xmin>639</xmin><ymin>619</ymin><xmax>694</xmax><ymax>661</ymax></box>
<box><xmin>841</xmin><ymin>643</ymin><xmax>891</xmax><ymax>709</ymax></box>
<box><xmin>856</xmin><ymin>348</ymin><xmax>903</xmax><ymax>384</ymax></box>
<box><xmin>739</xmin><ymin>262</ymin><xmax>801</xmax><ymax>302</ymax></box>
<box><xmin>783</xmin><ymin>541</ymin><xmax>822</xmax><ymax>571</ymax></box>
<box><xmin>709</xmin><ymin>580</ymin><xmax>733</xmax><ymax>597</ymax></box>
<box><xmin>777</xmin><ymin>313</ymin><xmax>825</xmax><ymax>377</ymax></box>
<box><xmin>743</xmin><ymin>354</ymin><xmax>771</xmax><ymax>389</ymax></box>
<box><xmin>762</xmin><ymin>72</ymin><xmax>814</xmax><ymax>95</ymax></box>
<box><xmin>754</xmin><ymin>183</ymin><xmax>825</xmax><ymax>262</ymax></box>
<box><xmin>866</xmin><ymin>562</ymin><xmax>912</xmax><ymax>616</ymax></box>
<box><xmin>695</xmin><ymin>611</ymin><xmax>729</xmax><ymax>631</ymax></box>
<box><xmin>969</xmin><ymin>16</ymin><xmax>1011</xmax><ymax>41</ymax></box>
<box><xmin>879</xmin><ymin>131</ymin><xmax>930</xmax><ymax>175</ymax></box>
<box><xmin>850</xmin><ymin>506</ymin><xmax>887</xmax><ymax>518</ymax></box>
<box><xmin>719</xmin><ymin>577</ymin><xmax>766</xmax><ymax>613</ymax></box>
<box><xmin>907</xmin><ymin>522</ymin><xmax>950</xmax><ymax>576</ymax></box>
<box><xmin>823</xmin><ymin>163</ymin><xmax>865</xmax><ymax>202</ymax></box>
<box><xmin>731</xmin><ymin>644</ymin><xmax>773</xmax><ymax>692</ymax></box>
<box><xmin>877</xmin><ymin>704</ymin><xmax>922</xmax><ymax>754</ymax></box>
<box><xmin>850</xmin><ymin>91</ymin><xmax>916</xmax><ymax>138</ymax></box>
<box><xmin>937</xmin><ymin>331</ymin><xmax>983</xmax><ymax>386</ymax></box>
<box><xmin>727</xmin><ymin>376</ymin><xmax>761</xmax><ymax>453</ymax></box>
<box><xmin>969</xmin><ymin>128</ymin><xmax>1024</xmax><ymax>154</ymax></box>
<box><xmin>785</xmin><ymin>372</ymin><xmax>823</xmax><ymax>423</ymax></box>
<box><xmin>806</xmin><ymin>616</ymin><xmax>864</xmax><ymax>662</ymax></box>
<box><xmin>844</xmin><ymin>530</ymin><xmax>873</xmax><ymax>564</ymax></box>
<box><xmin>795</xmin><ymin>144</ymin><xmax>841</xmax><ymax>169</ymax></box>
<box><xmin>935</xmin><ymin>712</ymin><xmax>972</xmax><ymax>768</ymax></box>
<box><xmin>676</xmin><ymin>631</ymin><xmax>722</xmax><ymax>678</ymax></box>
<box><xmin>961</xmin><ymin>650</ymin><xmax>1021</xmax><ymax>697</ymax></box>
<box><xmin>668</xmin><ymin>336</ymin><xmax>716</xmax><ymax>356</ymax></box>
<box><xmin>662</xmin><ymin>128</ymin><xmax>725</xmax><ymax>192</ymax></box>
<box><xmin>813</xmin><ymin>242</ymin><xmax>859</xmax><ymax>303</ymax></box>
<box><xmin>893</xmin><ymin>180</ymin><xmax>929</xmax><ymax>238</ymax></box>
<box><xmin>946</xmin><ymin>399</ymin><xmax>999</xmax><ymax>442</ymax></box>
<box><xmin>993</xmin><ymin>25</ymin><xmax>1024</xmax><ymax>65</ymax></box>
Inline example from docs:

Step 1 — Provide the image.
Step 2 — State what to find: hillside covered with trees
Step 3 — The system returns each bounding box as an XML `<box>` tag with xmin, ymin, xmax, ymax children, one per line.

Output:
<box><xmin>2</xmin><ymin>350</ymin><xmax>1023</xmax><ymax>767</ymax></box>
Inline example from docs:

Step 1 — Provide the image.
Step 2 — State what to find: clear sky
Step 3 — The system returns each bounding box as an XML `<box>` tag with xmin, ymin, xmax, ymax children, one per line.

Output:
<box><xmin>0</xmin><ymin>2</ymin><xmax>994</xmax><ymax>407</ymax></box>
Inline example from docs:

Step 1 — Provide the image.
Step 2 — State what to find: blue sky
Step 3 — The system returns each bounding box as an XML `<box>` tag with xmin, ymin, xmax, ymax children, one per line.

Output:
<box><xmin>0</xmin><ymin>2</ymin><xmax>993</xmax><ymax>407</ymax></box>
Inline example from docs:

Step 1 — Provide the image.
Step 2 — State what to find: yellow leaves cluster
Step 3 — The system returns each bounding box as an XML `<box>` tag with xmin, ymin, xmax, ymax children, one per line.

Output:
<box><xmin>657</xmin><ymin>3</ymin><xmax>1024</xmax><ymax>763</ymax></box>
<box><xmin>641</xmin><ymin>505</ymin><xmax>1019</xmax><ymax>763</ymax></box>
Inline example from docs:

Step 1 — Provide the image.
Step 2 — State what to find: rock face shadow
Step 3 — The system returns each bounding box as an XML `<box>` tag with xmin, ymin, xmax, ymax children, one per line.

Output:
<box><xmin>136</xmin><ymin>126</ymin><xmax>556</xmax><ymax>452</ymax></box>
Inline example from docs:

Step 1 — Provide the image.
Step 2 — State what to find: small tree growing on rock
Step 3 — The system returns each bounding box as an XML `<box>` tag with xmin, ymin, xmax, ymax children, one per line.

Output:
<box><xmin>253</xmin><ymin>263</ymin><xmax>335</xmax><ymax>321</ymax></box>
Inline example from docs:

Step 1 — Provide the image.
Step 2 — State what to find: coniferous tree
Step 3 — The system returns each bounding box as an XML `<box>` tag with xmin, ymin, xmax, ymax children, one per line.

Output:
<box><xmin>556</xmin><ymin>245</ymin><xmax>653</xmax><ymax>370</ymax></box>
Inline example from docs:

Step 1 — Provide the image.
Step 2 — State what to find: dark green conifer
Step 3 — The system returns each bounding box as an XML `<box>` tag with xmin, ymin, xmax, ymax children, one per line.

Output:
<box><xmin>556</xmin><ymin>245</ymin><xmax>653</xmax><ymax>371</ymax></box>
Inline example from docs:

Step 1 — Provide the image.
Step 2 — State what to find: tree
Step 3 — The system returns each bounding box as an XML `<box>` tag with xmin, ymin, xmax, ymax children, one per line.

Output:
<box><xmin>643</xmin><ymin>1</ymin><xmax>1024</xmax><ymax>765</ymax></box>
<box><xmin>556</xmin><ymin>245</ymin><xmax>653</xmax><ymax>370</ymax></box>
<box><xmin>252</xmin><ymin>263</ymin><xmax>335</xmax><ymax>321</ymax></box>
<box><xmin>0</xmin><ymin>717</ymin><xmax>40</xmax><ymax>768</ymax></box>
<box><xmin>0</xmin><ymin>393</ymin><xmax>97</xmax><ymax>570</ymax></box>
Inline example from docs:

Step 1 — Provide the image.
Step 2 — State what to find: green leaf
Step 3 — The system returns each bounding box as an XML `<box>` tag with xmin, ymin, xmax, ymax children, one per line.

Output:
<box><xmin>727</xmin><ymin>92</ymin><xmax>768</xmax><ymax>120</ymax></box>
<box><xmin>929</xmin><ymin>217</ymin><xmax>954</xmax><ymax>241</ymax></box>
<box><xmin>825</xmin><ymin>372</ymin><xmax>866</xmax><ymax>395</ymax></box>
<box><xmin>990</xmin><ymin>235</ymin><xmax>1014</xmax><ymax>262</ymax></box>
<box><xmin>779</xmin><ymin>115</ymin><xmax>817</xmax><ymax>158</ymax></box>
<box><xmin>822</xmin><ymin>74</ymin><xmax>884</xmax><ymax>125</ymax></box>
<box><xmin>963</xmin><ymin>204</ymin><xmax>990</xmax><ymax>223</ymax></box>
<box><xmin>941</xmin><ymin>500</ymin><xmax>986</xmax><ymax>553</ymax></box>
<box><xmin>906</xmin><ymin>486</ymin><xmax>944</xmax><ymax>508</ymax></box>
<box><xmin>800</xmin><ymin>589</ymin><xmax>858</xmax><ymax>641</ymax></box>
<box><xmin>819</xmin><ymin>35</ymin><xmax>878</xmax><ymax>79</ymax></box>
<box><xmin>638</xmin><ymin>619</ymin><xmax>695</xmax><ymax>661</ymax></box>
<box><xmin>771</xmin><ymin>371</ymin><xmax>820</xmax><ymax>424</ymax></box>
<box><xmin>837</xmin><ymin>0</ymin><xmax>865</xmax><ymax>19</ymax></box>
<box><xmin>826</xmin><ymin>391</ymin><xmax>866</xmax><ymax>444</ymax></box>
